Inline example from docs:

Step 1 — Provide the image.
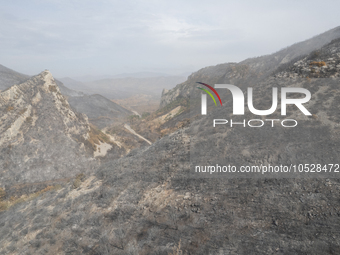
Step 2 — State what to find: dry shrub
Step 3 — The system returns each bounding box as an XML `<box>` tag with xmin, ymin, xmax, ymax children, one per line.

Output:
<box><xmin>26</xmin><ymin>116</ymin><xmax>33</xmax><ymax>123</ymax></box>
<box><xmin>73</xmin><ymin>173</ymin><xmax>85</xmax><ymax>189</ymax></box>
<box><xmin>49</xmin><ymin>85</ymin><xmax>58</xmax><ymax>92</ymax></box>
<box><xmin>6</xmin><ymin>106</ymin><xmax>14</xmax><ymax>112</ymax></box>
<box><xmin>310</xmin><ymin>61</ymin><xmax>326</xmax><ymax>67</ymax></box>
<box><xmin>88</xmin><ymin>124</ymin><xmax>111</xmax><ymax>151</ymax></box>
<box><xmin>0</xmin><ymin>201</ymin><xmax>9</xmax><ymax>211</ymax></box>
<box><xmin>0</xmin><ymin>185</ymin><xmax>61</xmax><ymax>211</ymax></box>
<box><xmin>19</xmin><ymin>108</ymin><xmax>27</xmax><ymax>115</ymax></box>
<box><xmin>169</xmin><ymin>239</ymin><xmax>182</xmax><ymax>255</ymax></box>
<box><xmin>0</xmin><ymin>188</ymin><xmax>6</xmax><ymax>201</ymax></box>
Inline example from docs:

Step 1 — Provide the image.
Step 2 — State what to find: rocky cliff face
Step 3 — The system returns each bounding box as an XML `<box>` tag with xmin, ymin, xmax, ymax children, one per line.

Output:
<box><xmin>0</xmin><ymin>71</ymin><xmax>99</xmax><ymax>187</ymax></box>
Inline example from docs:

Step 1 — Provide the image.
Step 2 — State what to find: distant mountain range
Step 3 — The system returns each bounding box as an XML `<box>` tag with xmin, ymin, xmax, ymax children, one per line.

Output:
<box><xmin>68</xmin><ymin>94</ymin><xmax>132</xmax><ymax>129</ymax></box>
<box><xmin>59</xmin><ymin>74</ymin><xmax>188</xmax><ymax>100</ymax></box>
<box><xmin>71</xmin><ymin>71</ymin><xmax>192</xmax><ymax>82</ymax></box>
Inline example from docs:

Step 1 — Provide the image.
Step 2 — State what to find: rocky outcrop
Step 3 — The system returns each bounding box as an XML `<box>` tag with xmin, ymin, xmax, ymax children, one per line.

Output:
<box><xmin>275</xmin><ymin>38</ymin><xmax>340</xmax><ymax>79</ymax></box>
<box><xmin>0</xmin><ymin>71</ymin><xmax>99</xmax><ymax>186</ymax></box>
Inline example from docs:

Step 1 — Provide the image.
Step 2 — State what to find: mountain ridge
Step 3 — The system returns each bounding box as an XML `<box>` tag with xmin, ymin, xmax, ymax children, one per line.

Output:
<box><xmin>160</xmin><ymin>26</ymin><xmax>340</xmax><ymax>108</ymax></box>
<box><xmin>0</xmin><ymin>71</ymin><xmax>120</xmax><ymax>187</ymax></box>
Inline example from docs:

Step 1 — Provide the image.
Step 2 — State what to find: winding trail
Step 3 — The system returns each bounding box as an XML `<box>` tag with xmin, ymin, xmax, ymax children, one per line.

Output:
<box><xmin>124</xmin><ymin>124</ymin><xmax>152</xmax><ymax>145</ymax></box>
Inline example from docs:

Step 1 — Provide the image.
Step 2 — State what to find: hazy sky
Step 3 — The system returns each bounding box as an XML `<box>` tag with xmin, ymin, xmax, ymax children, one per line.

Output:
<box><xmin>1</xmin><ymin>0</ymin><xmax>339</xmax><ymax>78</ymax></box>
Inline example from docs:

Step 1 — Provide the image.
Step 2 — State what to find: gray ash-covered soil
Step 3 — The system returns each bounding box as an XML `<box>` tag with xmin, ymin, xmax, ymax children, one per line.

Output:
<box><xmin>0</xmin><ymin>127</ymin><xmax>340</xmax><ymax>254</ymax></box>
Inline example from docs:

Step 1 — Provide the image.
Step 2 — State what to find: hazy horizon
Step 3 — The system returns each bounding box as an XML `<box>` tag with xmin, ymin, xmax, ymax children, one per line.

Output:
<box><xmin>1</xmin><ymin>0</ymin><xmax>339</xmax><ymax>77</ymax></box>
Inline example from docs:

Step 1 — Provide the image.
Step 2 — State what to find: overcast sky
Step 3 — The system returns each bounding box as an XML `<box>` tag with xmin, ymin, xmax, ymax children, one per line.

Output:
<box><xmin>0</xmin><ymin>0</ymin><xmax>339</xmax><ymax>78</ymax></box>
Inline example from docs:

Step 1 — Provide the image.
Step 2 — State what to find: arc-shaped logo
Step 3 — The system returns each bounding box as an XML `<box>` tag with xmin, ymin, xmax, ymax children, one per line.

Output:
<box><xmin>196</xmin><ymin>82</ymin><xmax>223</xmax><ymax>106</ymax></box>
<box><xmin>196</xmin><ymin>82</ymin><xmax>223</xmax><ymax>115</ymax></box>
